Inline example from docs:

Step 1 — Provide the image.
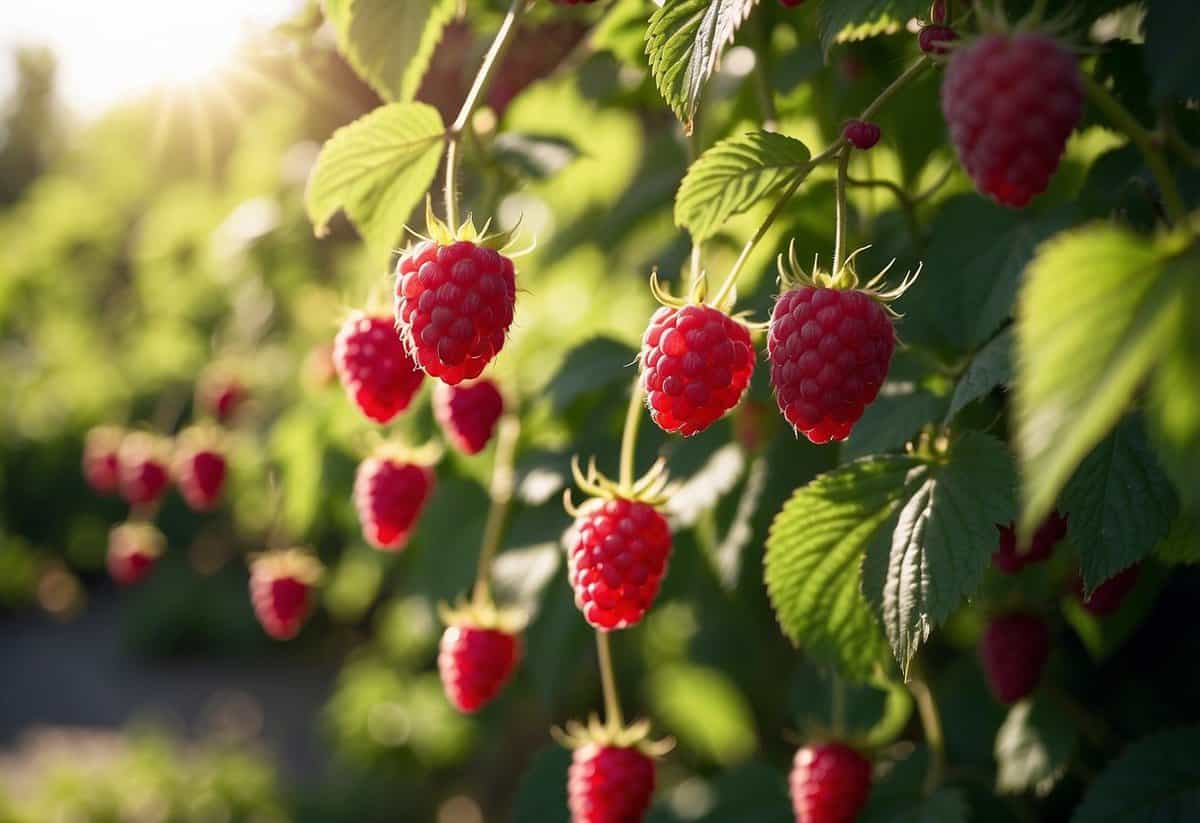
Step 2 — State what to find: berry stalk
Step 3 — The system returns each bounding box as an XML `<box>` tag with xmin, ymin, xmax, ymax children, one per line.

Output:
<box><xmin>908</xmin><ymin>664</ymin><xmax>946</xmax><ymax>796</ymax></box>
<box><xmin>832</xmin><ymin>147</ymin><xmax>850</xmax><ymax>275</ymax></box>
<box><xmin>596</xmin><ymin>631</ymin><xmax>625</xmax><ymax>730</ymax></box>
<box><xmin>472</xmin><ymin>413</ymin><xmax>522</xmax><ymax>605</ymax></box>
<box><xmin>618</xmin><ymin>378</ymin><xmax>644</xmax><ymax>490</ymax></box>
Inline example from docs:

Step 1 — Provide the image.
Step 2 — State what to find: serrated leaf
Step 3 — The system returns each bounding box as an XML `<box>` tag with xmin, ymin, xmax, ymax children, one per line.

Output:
<box><xmin>862</xmin><ymin>432</ymin><xmax>1017</xmax><ymax>674</ymax></box>
<box><xmin>645</xmin><ymin>0</ymin><xmax>758</xmax><ymax>134</ymax></box>
<box><xmin>1062</xmin><ymin>416</ymin><xmax>1177</xmax><ymax>593</ymax></box>
<box><xmin>765</xmin><ymin>457</ymin><xmax>912</xmax><ymax>681</ymax></box>
<box><xmin>995</xmin><ymin>697</ymin><xmax>1077</xmax><ymax>797</ymax></box>
<box><xmin>1071</xmin><ymin>726</ymin><xmax>1200</xmax><ymax>822</ymax></box>
<box><xmin>306</xmin><ymin>102</ymin><xmax>445</xmax><ymax>251</ymax></box>
<box><xmin>674</xmin><ymin>131</ymin><xmax>810</xmax><ymax>241</ymax></box>
<box><xmin>948</xmin><ymin>328</ymin><xmax>1013</xmax><ymax>419</ymax></box>
<box><xmin>814</xmin><ymin>0</ymin><xmax>925</xmax><ymax>57</ymax></box>
<box><xmin>325</xmin><ymin>0</ymin><xmax>454</xmax><ymax>102</ymax></box>
<box><xmin>1143</xmin><ymin>0</ymin><xmax>1200</xmax><ymax>102</ymax></box>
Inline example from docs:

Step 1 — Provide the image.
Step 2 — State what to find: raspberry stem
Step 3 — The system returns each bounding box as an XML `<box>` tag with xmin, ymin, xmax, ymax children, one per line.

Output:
<box><xmin>619</xmin><ymin>378</ymin><xmax>644</xmax><ymax>491</ymax></box>
<box><xmin>472</xmin><ymin>414</ymin><xmax>522</xmax><ymax>605</ymax></box>
<box><xmin>907</xmin><ymin>666</ymin><xmax>945</xmax><ymax>796</ymax></box>
<box><xmin>832</xmin><ymin>147</ymin><xmax>850</xmax><ymax>275</ymax></box>
<box><xmin>596</xmin><ymin>631</ymin><xmax>625</xmax><ymax>731</ymax></box>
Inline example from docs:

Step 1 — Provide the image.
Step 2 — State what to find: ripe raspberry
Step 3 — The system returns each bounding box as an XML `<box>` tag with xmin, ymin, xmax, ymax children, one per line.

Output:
<box><xmin>117</xmin><ymin>433</ymin><xmax>172</xmax><ymax>506</ymax></box>
<box><xmin>173</xmin><ymin>428</ymin><xmax>227</xmax><ymax>511</ymax></box>
<box><xmin>107</xmin><ymin>522</ymin><xmax>164</xmax><ymax>586</ymax></box>
<box><xmin>919</xmin><ymin>24</ymin><xmax>958</xmax><ymax>55</ymax></box>
<box><xmin>568</xmin><ymin>498</ymin><xmax>672</xmax><ymax>630</ymax></box>
<box><xmin>434</xmin><ymin>379</ymin><xmax>504</xmax><ymax>455</ymax></box>
<box><xmin>249</xmin><ymin>549</ymin><xmax>323</xmax><ymax>640</ymax></box>
<box><xmin>83</xmin><ymin>425</ymin><xmax>125</xmax><ymax>495</ymax></box>
<box><xmin>789</xmin><ymin>742</ymin><xmax>872</xmax><ymax>823</ymax></box>
<box><xmin>438</xmin><ymin>622</ymin><xmax>521</xmax><ymax>712</ymax></box>
<box><xmin>353</xmin><ymin>451</ymin><xmax>436</xmax><ymax>551</ymax></box>
<box><xmin>640</xmin><ymin>304</ymin><xmax>755</xmax><ymax>437</ymax></box>
<box><xmin>942</xmin><ymin>32</ymin><xmax>1083</xmax><ymax>207</ymax></box>
<box><xmin>979</xmin><ymin>612</ymin><xmax>1050</xmax><ymax>704</ymax></box>
<box><xmin>197</xmin><ymin>370</ymin><xmax>247</xmax><ymax>424</ymax></box>
<box><xmin>1075</xmin><ymin>564</ymin><xmax>1140</xmax><ymax>616</ymax></box>
<box><xmin>568</xmin><ymin>744</ymin><xmax>655</xmax><ymax>823</ymax></box>
<box><xmin>768</xmin><ymin>287</ymin><xmax>895</xmax><ymax>444</ymax></box>
<box><xmin>394</xmin><ymin>240</ymin><xmax>516</xmax><ymax>386</ymax></box>
<box><xmin>929</xmin><ymin>0</ymin><xmax>947</xmax><ymax>24</ymax></box>
<box><xmin>334</xmin><ymin>311</ymin><xmax>424</xmax><ymax>424</ymax></box>
<box><xmin>993</xmin><ymin>510</ymin><xmax>1068</xmax><ymax>574</ymax></box>
<box><xmin>843</xmin><ymin>120</ymin><xmax>881</xmax><ymax>150</ymax></box>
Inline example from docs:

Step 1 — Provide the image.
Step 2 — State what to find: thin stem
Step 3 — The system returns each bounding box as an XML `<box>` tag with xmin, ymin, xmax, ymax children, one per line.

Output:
<box><xmin>1083</xmin><ymin>72</ymin><xmax>1186</xmax><ymax>226</ymax></box>
<box><xmin>444</xmin><ymin>139</ymin><xmax>460</xmax><ymax>228</ymax></box>
<box><xmin>859</xmin><ymin>57</ymin><xmax>930</xmax><ymax>123</ymax></box>
<box><xmin>472</xmin><ymin>414</ymin><xmax>522</xmax><ymax>604</ymax></box>
<box><xmin>846</xmin><ymin>173</ymin><xmax>921</xmax><ymax>245</ymax></box>
<box><xmin>618</xmin><ymin>378</ymin><xmax>644</xmax><ymax>490</ymax></box>
<box><xmin>908</xmin><ymin>671</ymin><xmax>945</xmax><ymax>797</ymax></box>
<box><xmin>711</xmin><ymin>173</ymin><xmax>805</xmax><ymax>307</ymax></box>
<box><xmin>832</xmin><ymin>147</ymin><xmax>850</xmax><ymax>274</ymax></box>
<box><xmin>596</xmin><ymin>631</ymin><xmax>624</xmax><ymax>730</ymax></box>
<box><xmin>830</xmin><ymin>675</ymin><xmax>847</xmax><ymax>737</ymax></box>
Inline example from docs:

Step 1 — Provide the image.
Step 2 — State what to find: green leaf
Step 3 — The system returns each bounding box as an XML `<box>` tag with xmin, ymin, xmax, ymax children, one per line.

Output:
<box><xmin>593</xmin><ymin>0</ymin><xmax>655</xmax><ymax>68</ymax></box>
<box><xmin>1156</xmin><ymin>513</ymin><xmax>1200</xmax><ymax>566</ymax></box>
<box><xmin>1143</xmin><ymin>0</ymin><xmax>1200</xmax><ymax>102</ymax></box>
<box><xmin>814</xmin><ymin>0</ymin><xmax>926</xmax><ymax>57</ymax></box>
<box><xmin>543</xmin><ymin>337</ymin><xmax>638</xmax><ymax>414</ymax></box>
<box><xmin>648</xmin><ymin>663</ymin><xmax>757</xmax><ymax>765</ymax></box>
<box><xmin>1015</xmin><ymin>223</ymin><xmax>1192</xmax><ymax>537</ymax></box>
<box><xmin>675</xmin><ymin>131</ymin><xmax>810</xmax><ymax>241</ymax></box>
<box><xmin>790</xmin><ymin>667</ymin><xmax>913</xmax><ymax>749</ymax></box>
<box><xmin>306</xmin><ymin>102</ymin><xmax>446</xmax><ymax>251</ymax></box>
<box><xmin>1150</xmin><ymin>277</ymin><xmax>1200</xmax><ymax>509</ymax></box>
<box><xmin>862</xmin><ymin>788</ymin><xmax>969</xmax><ymax>823</ymax></box>
<box><xmin>1062</xmin><ymin>416</ymin><xmax>1178</xmax><ymax>593</ymax></box>
<box><xmin>1071</xmin><ymin>726</ymin><xmax>1200</xmax><ymax>822</ymax></box>
<box><xmin>948</xmin><ymin>328</ymin><xmax>1013</xmax><ymax>419</ymax></box>
<box><xmin>843</xmin><ymin>386</ymin><xmax>947</xmax><ymax>460</ymax></box>
<box><xmin>325</xmin><ymin>0</ymin><xmax>454</xmax><ymax>103</ymax></box>
<box><xmin>645</xmin><ymin>0</ymin><xmax>758</xmax><ymax>134</ymax></box>
<box><xmin>994</xmin><ymin>697</ymin><xmax>1077</xmax><ymax>797</ymax></box>
<box><xmin>511</xmin><ymin>746</ymin><xmax>571</xmax><ymax>823</ymax></box>
<box><xmin>765</xmin><ymin>456</ymin><xmax>911</xmax><ymax>681</ymax></box>
<box><xmin>862</xmin><ymin>432</ymin><xmax>1017</xmax><ymax>674</ymax></box>
<box><xmin>693</xmin><ymin>762</ymin><xmax>792</xmax><ymax>823</ymax></box>
<box><xmin>492</xmin><ymin>133</ymin><xmax>581</xmax><ymax>180</ymax></box>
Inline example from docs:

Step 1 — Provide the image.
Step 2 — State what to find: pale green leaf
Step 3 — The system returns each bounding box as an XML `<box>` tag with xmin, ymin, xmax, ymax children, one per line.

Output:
<box><xmin>648</xmin><ymin>663</ymin><xmax>757</xmax><ymax>765</ymax></box>
<box><xmin>995</xmin><ymin>697</ymin><xmax>1077</xmax><ymax>796</ymax></box>
<box><xmin>326</xmin><ymin>0</ymin><xmax>454</xmax><ymax>102</ymax></box>
<box><xmin>1149</xmin><ymin>275</ymin><xmax>1200</xmax><ymax>509</ymax></box>
<box><xmin>1071</xmin><ymin>726</ymin><xmax>1200</xmax><ymax>822</ymax></box>
<box><xmin>814</xmin><ymin>0</ymin><xmax>926</xmax><ymax>57</ymax></box>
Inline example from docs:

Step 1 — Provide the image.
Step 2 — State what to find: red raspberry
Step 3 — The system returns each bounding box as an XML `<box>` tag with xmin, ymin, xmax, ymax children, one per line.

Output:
<box><xmin>249</xmin><ymin>549</ymin><xmax>323</xmax><ymax>640</ymax></box>
<box><xmin>992</xmin><ymin>510</ymin><xmax>1068</xmax><ymax>574</ymax></box>
<box><xmin>929</xmin><ymin>0</ymin><xmax>947</xmax><ymax>24</ymax></box>
<box><xmin>568</xmin><ymin>744</ymin><xmax>655</xmax><ymax>823</ymax></box>
<box><xmin>394</xmin><ymin>240</ymin><xmax>517</xmax><ymax>386</ymax></box>
<box><xmin>334</xmin><ymin>311</ymin><xmax>424</xmax><ymax>424</ymax></box>
<box><xmin>789</xmin><ymin>742</ymin><xmax>872</xmax><ymax>823</ymax></box>
<box><xmin>438</xmin><ymin>622</ymin><xmax>521</xmax><ymax>712</ymax></box>
<box><xmin>117</xmin><ymin>433</ymin><xmax>172</xmax><ymax>506</ymax></box>
<box><xmin>173</xmin><ymin>428</ymin><xmax>227</xmax><ymax>511</ymax></box>
<box><xmin>107</xmin><ymin>522</ymin><xmax>164</xmax><ymax>586</ymax></box>
<box><xmin>83</xmin><ymin>425</ymin><xmax>125</xmax><ymax>495</ymax></box>
<box><xmin>1075</xmin><ymin>564</ymin><xmax>1140</xmax><ymax>616</ymax></box>
<box><xmin>568</xmin><ymin>498</ymin><xmax>672</xmax><ymax>630</ymax></box>
<box><xmin>640</xmin><ymin>304</ymin><xmax>756</xmax><ymax>437</ymax></box>
<box><xmin>197</xmin><ymin>370</ymin><xmax>247</xmax><ymax>424</ymax></box>
<box><xmin>942</xmin><ymin>32</ymin><xmax>1083</xmax><ymax>207</ymax></box>
<box><xmin>979</xmin><ymin>612</ymin><xmax>1050</xmax><ymax>704</ymax></box>
<box><xmin>434</xmin><ymin>379</ymin><xmax>504</xmax><ymax>455</ymax></box>
<box><xmin>778</xmin><ymin>0</ymin><xmax>805</xmax><ymax>6</ymax></box>
<box><xmin>768</xmin><ymin>286</ymin><xmax>895</xmax><ymax>444</ymax></box>
<box><xmin>919</xmin><ymin>24</ymin><xmax>958</xmax><ymax>55</ymax></box>
<box><xmin>353</xmin><ymin>452</ymin><xmax>436</xmax><ymax>551</ymax></box>
<box><xmin>843</xmin><ymin>120</ymin><xmax>881</xmax><ymax>150</ymax></box>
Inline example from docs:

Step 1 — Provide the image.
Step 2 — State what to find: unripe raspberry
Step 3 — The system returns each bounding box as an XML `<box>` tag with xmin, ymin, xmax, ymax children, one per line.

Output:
<box><xmin>942</xmin><ymin>32</ymin><xmax>1083</xmax><ymax>207</ymax></box>
<box><xmin>568</xmin><ymin>744</ymin><xmax>655</xmax><ymax>823</ymax></box>
<box><xmin>197</xmin><ymin>370</ymin><xmax>247</xmax><ymax>424</ymax></box>
<box><xmin>83</xmin><ymin>425</ymin><xmax>125</xmax><ymax>495</ymax></box>
<box><xmin>438</xmin><ymin>622</ymin><xmax>521</xmax><ymax>712</ymax></box>
<box><xmin>790</xmin><ymin>742</ymin><xmax>872</xmax><ymax>823</ymax></box>
<box><xmin>979</xmin><ymin>612</ymin><xmax>1049</xmax><ymax>704</ymax></box>
<box><xmin>919</xmin><ymin>24</ymin><xmax>958</xmax><ymax>55</ymax></box>
<box><xmin>334</xmin><ymin>311</ymin><xmax>424</xmax><ymax>424</ymax></box>
<box><xmin>1075</xmin><ymin>564</ymin><xmax>1140</xmax><ymax>616</ymax></box>
<box><xmin>173</xmin><ymin>427</ymin><xmax>227</xmax><ymax>512</ymax></box>
<box><xmin>843</xmin><ymin>120</ymin><xmax>881</xmax><ymax>150</ymax></box>
<box><xmin>434</xmin><ymin>379</ymin><xmax>504</xmax><ymax>455</ymax></box>
<box><xmin>992</xmin><ymin>510</ymin><xmax>1067</xmax><ymax>574</ymax></box>
<box><xmin>118</xmin><ymin>432</ymin><xmax>172</xmax><ymax>506</ymax></box>
<box><xmin>107</xmin><ymin>522</ymin><xmax>165</xmax><ymax>586</ymax></box>
<box><xmin>249</xmin><ymin>549</ymin><xmax>323</xmax><ymax>641</ymax></box>
<box><xmin>353</xmin><ymin>451</ymin><xmax>436</xmax><ymax>551</ymax></box>
<box><xmin>394</xmin><ymin>240</ymin><xmax>517</xmax><ymax>386</ymax></box>
<box><xmin>640</xmin><ymin>304</ymin><xmax>755</xmax><ymax>437</ymax></box>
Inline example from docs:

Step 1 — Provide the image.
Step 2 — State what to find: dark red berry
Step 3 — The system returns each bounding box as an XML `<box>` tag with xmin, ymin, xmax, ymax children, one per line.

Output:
<box><xmin>568</xmin><ymin>744</ymin><xmax>655</xmax><ymax>823</ymax></box>
<box><xmin>979</xmin><ymin>612</ymin><xmax>1049</xmax><ymax>704</ymax></box>
<box><xmin>929</xmin><ymin>0</ymin><xmax>947</xmax><ymax>24</ymax></box>
<box><xmin>843</xmin><ymin>120</ymin><xmax>881</xmax><ymax>150</ymax></box>
<box><xmin>919</xmin><ymin>24</ymin><xmax>958</xmax><ymax>55</ymax></box>
<box><xmin>568</xmin><ymin>498</ymin><xmax>672</xmax><ymax>630</ymax></box>
<box><xmin>778</xmin><ymin>0</ymin><xmax>805</xmax><ymax>6</ymax></box>
<box><xmin>789</xmin><ymin>742</ymin><xmax>872</xmax><ymax>823</ymax></box>
<box><xmin>942</xmin><ymin>32</ymin><xmax>1083</xmax><ymax>207</ymax></box>
<box><xmin>118</xmin><ymin>433</ymin><xmax>171</xmax><ymax>506</ymax></box>
<box><xmin>107</xmin><ymin>522</ymin><xmax>164</xmax><ymax>586</ymax></box>
<box><xmin>394</xmin><ymin>240</ymin><xmax>517</xmax><ymax>386</ymax></box>
<box><xmin>173</xmin><ymin>428</ymin><xmax>227</xmax><ymax>511</ymax></box>
<box><xmin>438</xmin><ymin>622</ymin><xmax>521</xmax><ymax>713</ymax></box>
<box><xmin>353</xmin><ymin>452</ymin><xmax>436</xmax><ymax>551</ymax></box>
<box><xmin>1076</xmin><ymin>564</ymin><xmax>1140</xmax><ymax>616</ymax></box>
<box><xmin>249</xmin><ymin>550</ymin><xmax>322</xmax><ymax>640</ymax></box>
<box><xmin>334</xmin><ymin>311</ymin><xmax>424</xmax><ymax>424</ymax></box>
<box><xmin>641</xmin><ymin>304</ymin><xmax>755</xmax><ymax>437</ymax></box>
<box><xmin>197</xmin><ymin>371</ymin><xmax>247</xmax><ymax>424</ymax></box>
<box><xmin>83</xmin><ymin>425</ymin><xmax>124</xmax><ymax>495</ymax></box>
<box><xmin>768</xmin><ymin>287</ymin><xmax>895</xmax><ymax>444</ymax></box>
<box><xmin>434</xmin><ymin>379</ymin><xmax>505</xmax><ymax>455</ymax></box>
<box><xmin>993</xmin><ymin>510</ymin><xmax>1068</xmax><ymax>574</ymax></box>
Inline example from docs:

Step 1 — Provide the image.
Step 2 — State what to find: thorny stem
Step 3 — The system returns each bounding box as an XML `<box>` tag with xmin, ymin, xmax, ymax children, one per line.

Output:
<box><xmin>908</xmin><ymin>668</ymin><xmax>946</xmax><ymax>797</ymax></box>
<box><xmin>618</xmin><ymin>377</ymin><xmax>644</xmax><ymax>491</ymax></box>
<box><xmin>832</xmin><ymin>148</ymin><xmax>851</xmax><ymax>274</ymax></box>
<box><xmin>596</xmin><ymin>631</ymin><xmax>625</xmax><ymax>730</ymax></box>
<box><xmin>472</xmin><ymin>414</ymin><xmax>522</xmax><ymax>605</ymax></box>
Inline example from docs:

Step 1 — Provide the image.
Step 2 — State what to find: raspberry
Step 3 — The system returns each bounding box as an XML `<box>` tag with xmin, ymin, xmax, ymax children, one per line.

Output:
<box><xmin>942</xmin><ymin>32</ymin><xmax>1083</xmax><ymax>207</ymax></box>
<box><xmin>919</xmin><ymin>24</ymin><xmax>958</xmax><ymax>55</ymax></box>
<box><xmin>1075</xmin><ymin>564</ymin><xmax>1140</xmax><ymax>616</ymax></box>
<box><xmin>979</xmin><ymin>612</ymin><xmax>1049</xmax><ymax>704</ymax></box>
<box><xmin>929</xmin><ymin>0</ymin><xmax>947</xmax><ymax>24</ymax></box>
<box><xmin>640</xmin><ymin>304</ymin><xmax>755</xmax><ymax>437</ymax></box>
<box><xmin>568</xmin><ymin>498</ymin><xmax>672</xmax><ymax>630</ymax></box>
<box><xmin>768</xmin><ymin>286</ymin><xmax>895</xmax><ymax>444</ymax></box>
<box><xmin>83</xmin><ymin>425</ymin><xmax>125</xmax><ymax>495</ymax></box>
<box><xmin>117</xmin><ymin>433</ymin><xmax>172</xmax><ymax>506</ymax></box>
<box><xmin>434</xmin><ymin>379</ymin><xmax>504</xmax><ymax>455</ymax></box>
<box><xmin>394</xmin><ymin>240</ymin><xmax>516</xmax><ymax>386</ymax></box>
<box><xmin>249</xmin><ymin>549</ymin><xmax>323</xmax><ymax>640</ymax></box>
<box><xmin>107</xmin><ymin>522</ymin><xmax>164</xmax><ymax>586</ymax></box>
<box><xmin>334</xmin><ymin>311</ymin><xmax>424</xmax><ymax>424</ymax></box>
<box><xmin>173</xmin><ymin>428</ymin><xmax>227</xmax><ymax>512</ymax></box>
<box><xmin>197</xmin><ymin>370</ymin><xmax>247</xmax><ymax>424</ymax></box>
<box><xmin>438</xmin><ymin>622</ymin><xmax>521</xmax><ymax>713</ymax></box>
<box><xmin>778</xmin><ymin>0</ymin><xmax>805</xmax><ymax>6</ymax></box>
<box><xmin>568</xmin><ymin>744</ymin><xmax>655</xmax><ymax>823</ymax></box>
<box><xmin>789</xmin><ymin>742</ymin><xmax>872</xmax><ymax>823</ymax></box>
<box><xmin>992</xmin><ymin>510</ymin><xmax>1068</xmax><ymax>574</ymax></box>
<box><xmin>843</xmin><ymin>120</ymin><xmax>881</xmax><ymax>150</ymax></box>
<box><xmin>353</xmin><ymin>451</ymin><xmax>436</xmax><ymax>551</ymax></box>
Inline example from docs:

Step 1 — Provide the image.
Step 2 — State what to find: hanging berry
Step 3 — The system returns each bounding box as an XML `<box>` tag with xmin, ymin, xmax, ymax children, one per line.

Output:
<box><xmin>434</xmin><ymin>379</ymin><xmax>505</xmax><ymax>455</ymax></box>
<box><xmin>353</xmin><ymin>446</ymin><xmax>437</xmax><ymax>551</ymax></box>
<box><xmin>790</xmin><ymin>741</ymin><xmax>873</xmax><ymax>823</ymax></box>
<box><xmin>979</xmin><ymin>611</ymin><xmax>1050</xmax><ymax>704</ymax></box>
<box><xmin>992</xmin><ymin>510</ymin><xmax>1067</xmax><ymax>574</ymax></box>
<box><xmin>334</xmin><ymin>310</ymin><xmax>425</xmax><ymax>424</ymax></box>
<box><xmin>83</xmin><ymin>425</ymin><xmax>125</xmax><ymax>495</ymax></box>
<box><xmin>173</xmin><ymin>426</ymin><xmax>228</xmax><ymax>512</ymax></box>
<box><xmin>437</xmin><ymin>599</ymin><xmax>525</xmax><ymax>713</ymax></box>
<box><xmin>555</xmin><ymin>716</ymin><xmax>672</xmax><ymax>823</ymax></box>
<box><xmin>249</xmin><ymin>549</ymin><xmax>324</xmax><ymax>641</ymax></box>
<box><xmin>107</xmin><ymin>522</ymin><xmax>165</xmax><ymax>586</ymax></box>
<box><xmin>117</xmin><ymin>432</ymin><xmax>172</xmax><ymax>506</ymax></box>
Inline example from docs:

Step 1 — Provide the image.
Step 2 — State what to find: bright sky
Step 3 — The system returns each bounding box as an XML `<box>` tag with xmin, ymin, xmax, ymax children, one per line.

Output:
<box><xmin>1</xmin><ymin>0</ymin><xmax>300</xmax><ymax>116</ymax></box>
